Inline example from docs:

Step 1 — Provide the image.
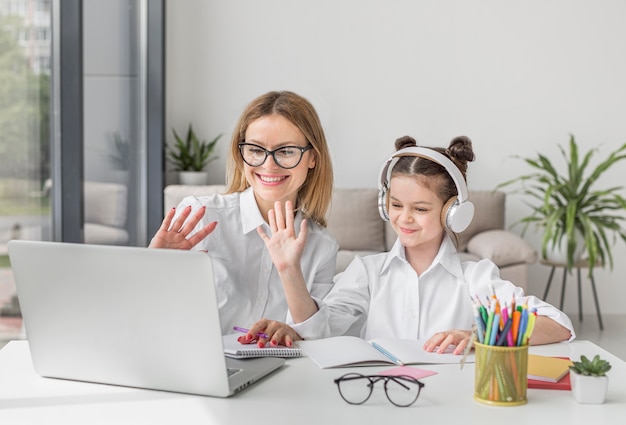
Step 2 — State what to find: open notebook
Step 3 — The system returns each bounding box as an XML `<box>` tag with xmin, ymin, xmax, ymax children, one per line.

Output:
<box><xmin>298</xmin><ymin>335</ymin><xmax>474</xmax><ymax>369</ymax></box>
<box><xmin>8</xmin><ymin>240</ymin><xmax>285</xmax><ymax>397</ymax></box>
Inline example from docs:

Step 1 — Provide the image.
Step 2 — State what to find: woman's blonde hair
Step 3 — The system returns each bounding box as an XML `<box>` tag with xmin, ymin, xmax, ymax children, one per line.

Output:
<box><xmin>225</xmin><ymin>91</ymin><xmax>333</xmax><ymax>227</ymax></box>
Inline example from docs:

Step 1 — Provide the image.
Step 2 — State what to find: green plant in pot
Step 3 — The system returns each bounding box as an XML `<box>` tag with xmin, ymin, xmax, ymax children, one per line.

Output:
<box><xmin>108</xmin><ymin>131</ymin><xmax>130</xmax><ymax>171</ymax></box>
<box><xmin>496</xmin><ymin>135</ymin><xmax>626</xmax><ymax>276</ymax></box>
<box><xmin>569</xmin><ymin>354</ymin><xmax>611</xmax><ymax>404</ymax></box>
<box><xmin>167</xmin><ymin>124</ymin><xmax>222</xmax><ymax>185</ymax></box>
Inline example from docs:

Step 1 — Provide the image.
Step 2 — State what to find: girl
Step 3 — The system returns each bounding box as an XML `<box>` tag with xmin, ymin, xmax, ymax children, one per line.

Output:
<box><xmin>149</xmin><ymin>91</ymin><xmax>338</xmax><ymax>335</ymax></box>
<box><xmin>246</xmin><ymin>135</ymin><xmax>574</xmax><ymax>353</ymax></box>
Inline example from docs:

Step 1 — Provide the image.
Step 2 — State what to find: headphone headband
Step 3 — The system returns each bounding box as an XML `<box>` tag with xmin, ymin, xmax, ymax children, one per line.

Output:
<box><xmin>377</xmin><ymin>146</ymin><xmax>474</xmax><ymax>232</ymax></box>
<box><xmin>379</xmin><ymin>147</ymin><xmax>469</xmax><ymax>202</ymax></box>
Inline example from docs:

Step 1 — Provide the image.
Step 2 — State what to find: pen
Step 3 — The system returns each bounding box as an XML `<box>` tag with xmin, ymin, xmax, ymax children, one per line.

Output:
<box><xmin>371</xmin><ymin>341</ymin><xmax>405</xmax><ymax>366</ymax></box>
<box><xmin>233</xmin><ymin>326</ymin><xmax>269</xmax><ymax>339</ymax></box>
<box><xmin>516</xmin><ymin>308</ymin><xmax>528</xmax><ymax>346</ymax></box>
<box><xmin>496</xmin><ymin>318</ymin><xmax>512</xmax><ymax>346</ymax></box>
<box><xmin>484</xmin><ymin>309</ymin><xmax>495</xmax><ymax>345</ymax></box>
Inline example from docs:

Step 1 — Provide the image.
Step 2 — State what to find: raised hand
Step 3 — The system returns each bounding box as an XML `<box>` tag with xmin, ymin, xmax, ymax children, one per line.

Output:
<box><xmin>256</xmin><ymin>200</ymin><xmax>308</xmax><ymax>272</ymax></box>
<box><xmin>149</xmin><ymin>205</ymin><xmax>217</xmax><ymax>250</ymax></box>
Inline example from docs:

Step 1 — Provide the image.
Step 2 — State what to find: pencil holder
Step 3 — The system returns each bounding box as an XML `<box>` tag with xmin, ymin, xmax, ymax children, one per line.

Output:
<box><xmin>473</xmin><ymin>341</ymin><xmax>528</xmax><ymax>406</ymax></box>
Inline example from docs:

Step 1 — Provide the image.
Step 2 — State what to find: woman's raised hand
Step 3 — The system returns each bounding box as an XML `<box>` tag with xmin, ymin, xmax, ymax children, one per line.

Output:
<box><xmin>149</xmin><ymin>205</ymin><xmax>217</xmax><ymax>249</ymax></box>
<box><xmin>256</xmin><ymin>200</ymin><xmax>308</xmax><ymax>272</ymax></box>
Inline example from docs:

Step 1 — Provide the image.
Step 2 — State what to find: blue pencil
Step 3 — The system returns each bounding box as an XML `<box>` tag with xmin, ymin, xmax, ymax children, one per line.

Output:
<box><xmin>473</xmin><ymin>304</ymin><xmax>486</xmax><ymax>344</ymax></box>
<box><xmin>488</xmin><ymin>313</ymin><xmax>500</xmax><ymax>346</ymax></box>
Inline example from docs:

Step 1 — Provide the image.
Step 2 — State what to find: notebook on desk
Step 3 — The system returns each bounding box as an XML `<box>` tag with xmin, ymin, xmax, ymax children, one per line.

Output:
<box><xmin>7</xmin><ymin>240</ymin><xmax>285</xmax><ymax>397</ymax></box>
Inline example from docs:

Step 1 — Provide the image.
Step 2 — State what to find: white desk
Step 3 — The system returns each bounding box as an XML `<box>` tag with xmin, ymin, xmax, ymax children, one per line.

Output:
<box><xmin>0</xmin><ymin>340</ymin><xmax>624</xmax><ymax>424</ymax></box>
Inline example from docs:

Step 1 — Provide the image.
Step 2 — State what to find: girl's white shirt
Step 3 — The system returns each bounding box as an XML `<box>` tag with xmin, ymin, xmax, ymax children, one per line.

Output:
<box><xmin>174</xmin><ymin>187</ymin><xmax>338</xmax><ymax>335</ymax></box>
<box><xmin>292</xmin><ymin>235</ymin><xmax>575</xmax><ymax>341</ymax></box>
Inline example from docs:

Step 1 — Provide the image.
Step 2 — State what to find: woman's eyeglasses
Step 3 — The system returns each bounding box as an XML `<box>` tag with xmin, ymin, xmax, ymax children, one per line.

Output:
<box><xmin>238</xmin><ymin>142</ymin><xmax>313</xmax><ymax>169</ymax></box>
<box><xmin>334</xmin><ymin>373</ymin><xmax>425</xmax><ymax>407</ymax></box>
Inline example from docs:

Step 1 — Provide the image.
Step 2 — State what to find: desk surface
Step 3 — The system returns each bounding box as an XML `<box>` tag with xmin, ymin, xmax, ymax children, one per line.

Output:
<box><xmin>1</xmin><ymin>340</ymin><xmax>625</xmax><ymax>424</ymax></box>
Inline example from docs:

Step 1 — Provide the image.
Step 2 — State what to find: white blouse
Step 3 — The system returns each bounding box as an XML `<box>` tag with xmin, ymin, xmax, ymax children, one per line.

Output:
<box><xmin>292</xmin><ymin>235</ymin><xmax>575</xmax><ymax>342</ymax></box>
<box><xmin>174</xmin><ymin>187</ymin><xmax>338</xmax><ymax>335</ymax></box>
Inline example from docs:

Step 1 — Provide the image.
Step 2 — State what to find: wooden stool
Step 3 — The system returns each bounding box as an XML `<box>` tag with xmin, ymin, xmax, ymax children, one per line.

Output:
<box><xmin>540</xmin><ymin>259</ymin><xmax>603</xmax><ymax>330</ymax></box>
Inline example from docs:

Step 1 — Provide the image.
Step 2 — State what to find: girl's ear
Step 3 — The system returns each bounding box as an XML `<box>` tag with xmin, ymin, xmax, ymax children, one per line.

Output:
<box><xmin>307</xmin><ymin>152</ymin><xmax>316</xmax><ymax>169</ymax></box>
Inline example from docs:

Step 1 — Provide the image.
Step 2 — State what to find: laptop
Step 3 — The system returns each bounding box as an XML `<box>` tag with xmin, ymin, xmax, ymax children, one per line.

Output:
<box><xmin>7</xmin><ymin>240</ymin><xmax>285</xmax><ymax>397</ymax></box>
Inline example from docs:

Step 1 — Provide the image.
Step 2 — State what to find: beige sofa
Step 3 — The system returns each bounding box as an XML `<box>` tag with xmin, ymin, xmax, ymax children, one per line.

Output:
<box><xmin>84</xmin><ymin>181</ymin><xmax>129</xmax><ymax>245</ymax></box>
<box><xmin>164</xmin><ymin>185</ymin><xmax>537</xmax><ymax>290</ymax></box>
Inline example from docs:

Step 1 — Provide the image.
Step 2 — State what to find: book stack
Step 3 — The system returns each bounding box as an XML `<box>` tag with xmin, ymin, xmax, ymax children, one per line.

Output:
<box><xmin>527</xmin><ymin>354</ymin><xmax>573</xmax><ymax>390</ymax></box>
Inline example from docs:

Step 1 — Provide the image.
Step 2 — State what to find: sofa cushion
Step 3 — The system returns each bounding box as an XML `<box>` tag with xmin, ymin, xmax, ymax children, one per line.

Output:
<box><xmin>84</xmin><ymin>181</ymin><xmax>128</xmax><ymax>228</ymax></box>
<box><xmin>164</xmin><ymin>185</ymin><xmax>226</xmax><ymax>215</ymax></box>
<box><xmin>466</xmin><ymin>229</ymin><xmax>537</xmax><ymax>267</ymax></box>
<box><xmin>327</xmin><ymin>188</ymin><xmax>386</xmax><ymax>252</ymax></box>
<box><xmin>84</xmin><ymin>223</ymin><xmax>129</xmax><ymax>245</ymax></box>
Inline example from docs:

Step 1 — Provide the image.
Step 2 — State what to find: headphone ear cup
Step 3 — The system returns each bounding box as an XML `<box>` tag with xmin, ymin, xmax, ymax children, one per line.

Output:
<box><xmin>378</xmin><ymin>186</ymin><xmax>390</xmax><ymax>222</ymax></box>
<box><xmin>440</xmin><ymin>197</ymin><xmax>458</xmax><ymax>230</ymax></box>
<box><xmin>441</xmin><ymin>197</ymin><xmax>475</xmax><ymax>233</ymax></box>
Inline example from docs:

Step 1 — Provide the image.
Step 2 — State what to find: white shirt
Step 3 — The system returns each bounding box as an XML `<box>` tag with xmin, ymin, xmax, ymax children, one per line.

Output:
<box><xmin>174</xmin><ymin>187</ymin><xmax>338</xmax><ymax>335</ymax></box>
<box><xmin>293</xmin><ymin>235</ymin><xmax>575</xmax><ymax>341</ymax></box>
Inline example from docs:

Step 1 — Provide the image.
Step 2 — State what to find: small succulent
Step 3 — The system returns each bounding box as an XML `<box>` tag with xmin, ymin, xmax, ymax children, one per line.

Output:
<box><xmin>569</xmin><ymin>354</ymin><xmax>612</xmax><ymax>377</ymax></box>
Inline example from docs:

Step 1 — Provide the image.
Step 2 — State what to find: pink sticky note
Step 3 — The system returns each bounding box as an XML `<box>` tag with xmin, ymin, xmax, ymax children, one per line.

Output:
<box><xmin>379</xmin><ymin>366</ymin><xmax>438</xmax><ymax>380</ymax></box>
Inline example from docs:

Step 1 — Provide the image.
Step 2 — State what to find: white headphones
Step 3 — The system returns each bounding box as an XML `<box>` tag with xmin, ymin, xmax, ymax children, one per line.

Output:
<box><xmin>377</xmin><ymin>146</ymin><xmax>475</xmax><ymax>233</ymax></box>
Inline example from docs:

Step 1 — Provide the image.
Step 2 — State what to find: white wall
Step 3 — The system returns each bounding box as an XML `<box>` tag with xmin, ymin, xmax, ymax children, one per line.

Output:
<box><xmin>166</xmin><ymin>0</ymin><xmax>626</xmax><ymax>317</ymax></box>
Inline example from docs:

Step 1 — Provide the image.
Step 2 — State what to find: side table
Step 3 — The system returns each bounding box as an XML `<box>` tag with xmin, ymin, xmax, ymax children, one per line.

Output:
<box><xmin>540</xmin><ymin>259</ymin><xmax>604</xmax><ymax>330</ymax></box>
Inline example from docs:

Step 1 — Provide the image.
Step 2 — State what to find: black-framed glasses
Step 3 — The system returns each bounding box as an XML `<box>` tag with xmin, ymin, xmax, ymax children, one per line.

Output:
<box><xmin>238</xmin><ymin>142</ymin><xmax>313</xmax><ymax>169</ymax></box>
<box><xmin>334</xmin><ymin>373</ymin><xmax>425</xmax><ymax>407</ymax></box>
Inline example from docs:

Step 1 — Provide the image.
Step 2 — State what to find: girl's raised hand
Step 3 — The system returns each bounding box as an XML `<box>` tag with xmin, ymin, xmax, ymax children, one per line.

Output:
<box><xmin>149</xmin><ymin>205</ymin><xmax>217</xmax><ymax>250</ymax></box>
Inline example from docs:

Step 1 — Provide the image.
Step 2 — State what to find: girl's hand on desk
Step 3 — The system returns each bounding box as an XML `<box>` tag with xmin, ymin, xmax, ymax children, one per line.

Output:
<box><xmin>149</xmin><ymin>205</ymin><xmax>217</xmax><ymax>249</ymax></box>
<box><xmin>423</xmin><ymin>329</ymin><xmax>473</xmax><ymax>355</ymax></box>
<box><xmin>237</xmin><ymin>319</ymin><xmax>302</xmax><ymax>348</ymax></box>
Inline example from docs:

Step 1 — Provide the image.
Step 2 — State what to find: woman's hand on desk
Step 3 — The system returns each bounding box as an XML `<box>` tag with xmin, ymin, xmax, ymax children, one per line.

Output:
<box><xmin>423</xmin><ymin>329</ymin><xmax>472</xmax><ymax>355</ymax></box>
<box><xmin>237</xmin><ymin>319</ymin><xmax>302</xmax><ymax>348</ymax></box>
<box><xmin>149</xmin><ymin>205</ymin><xmax>217</xmax><ymax>249</ymax></box>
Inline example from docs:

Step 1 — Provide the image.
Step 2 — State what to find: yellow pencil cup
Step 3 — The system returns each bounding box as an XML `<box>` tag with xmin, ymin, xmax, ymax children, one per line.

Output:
<box><xmin>473</xmin><ymin>341</ymin><xmax>528</xmax><ymax>406</ymax></box>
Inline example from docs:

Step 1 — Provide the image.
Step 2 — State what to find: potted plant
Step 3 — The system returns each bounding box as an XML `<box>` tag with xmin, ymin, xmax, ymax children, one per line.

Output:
<box><xmin>107</xmin><ymin>131</ymin><xmax>131</xmax><ymax>184</ymax></box>
<box><xmin>569</xmin><ymin>354</ymin><xmax>611</xmax><ymax>403</ymax></box>
<box><xmin>167</xmin><ymin>123</ymin><xmax>222</xmax><ymax>185</ymax></box>
<box><xmin>496</xmin><ymin>135</ymin><xmax>626</xmax><ymax>276</ymax></box>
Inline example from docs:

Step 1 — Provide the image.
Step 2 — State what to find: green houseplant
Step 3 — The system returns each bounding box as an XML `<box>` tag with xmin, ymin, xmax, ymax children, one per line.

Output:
<box><xmin>569</xmin><ymin>354</ymin><xmax>611</xmax><ymax>404</ymax></box>
<box><xmin>167</xmin><ymin>124</ymin><xmax>221</xmax><ymax>172</ymax></box>
<box><xmin>496</xmin><ymin>135</ymin><xmax>626</xmax><ymax>276</ymax></box>
<box><xmin>107</xmin><ymin>131</ymin><xmax>131</xmax><ymax>171</ymax></box>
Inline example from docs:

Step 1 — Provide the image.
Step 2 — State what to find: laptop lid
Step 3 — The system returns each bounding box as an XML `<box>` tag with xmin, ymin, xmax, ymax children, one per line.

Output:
<box><xmin>8</xmin><ymin>240</ymin><xmax>284</xmax><ymax>397</ymax></box>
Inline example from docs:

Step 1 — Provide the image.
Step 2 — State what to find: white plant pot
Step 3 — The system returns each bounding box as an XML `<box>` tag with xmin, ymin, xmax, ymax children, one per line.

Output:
<box><xmin>570</xmin><ymin>372</ymin><xmax>608</xmax><ymax>404</ymax></box>
<box><xmin>178</xmin><ymin>171</ymin><xmax>209</xmax><ymax>185</ymax></box>
<box><xmin>546</xmin><ymin>233</ymin><xmax>586</xmax><ymax>265</ymax></box>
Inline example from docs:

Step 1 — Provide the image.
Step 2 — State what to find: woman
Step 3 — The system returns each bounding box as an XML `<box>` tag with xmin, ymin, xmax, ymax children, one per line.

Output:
<box><xmin>150</xmin><ymin>91</ymin><xmax>338</xmax><ymax>335</ymax></box>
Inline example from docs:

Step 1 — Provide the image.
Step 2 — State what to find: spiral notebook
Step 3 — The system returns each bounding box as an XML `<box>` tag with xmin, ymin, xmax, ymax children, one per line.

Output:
<box><xmin>223</xmin><ymin>333</ymin><xmax>302</xmax><ymax>359</ymax></box>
